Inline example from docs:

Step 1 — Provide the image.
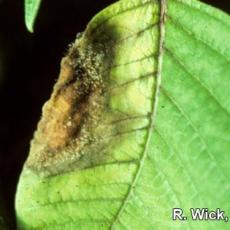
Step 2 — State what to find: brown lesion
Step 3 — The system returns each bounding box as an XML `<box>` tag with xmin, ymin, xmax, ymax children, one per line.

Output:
<box><xmin>39</xmin><ymin>56</ymin><xmax>90</xmax><ymax>150</ymax></box>
<box><xmin>26</xmin><ymin>37</ymin><xmax>107</xmax><ymax>173</ymax></box>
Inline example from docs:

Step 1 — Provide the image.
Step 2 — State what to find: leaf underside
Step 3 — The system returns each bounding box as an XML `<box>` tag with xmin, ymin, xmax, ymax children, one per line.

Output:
<box><xmin>16</xmin><ymin>0</ymin><xmax>230</xmax><ymax>229</ymax></box>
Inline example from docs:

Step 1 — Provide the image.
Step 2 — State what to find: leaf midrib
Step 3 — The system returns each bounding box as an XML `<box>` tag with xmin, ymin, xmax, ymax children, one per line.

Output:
<box><xmin>110</xmin><ymin>0</ymin><xmax>166</xmax><ymax>228</ymax></box>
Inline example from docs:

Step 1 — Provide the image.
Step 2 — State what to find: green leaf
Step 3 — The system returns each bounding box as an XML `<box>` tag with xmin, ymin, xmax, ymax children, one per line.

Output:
<box><xmin>16</xmin><ymin>0</ymin><xmax>230</xmax><ymax>229</ymax></box>
<box><xmin>24</xmin><ymin>0</ymin><xmax>42</xmax><ymax>33</ymax></box>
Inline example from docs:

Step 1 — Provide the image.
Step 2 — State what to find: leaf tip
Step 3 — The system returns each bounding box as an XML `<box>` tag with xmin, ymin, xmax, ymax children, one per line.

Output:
<box><xmin>24</xmin><ymin>0</ymin><xmax>42</xmax><ymax>33</ymax></box>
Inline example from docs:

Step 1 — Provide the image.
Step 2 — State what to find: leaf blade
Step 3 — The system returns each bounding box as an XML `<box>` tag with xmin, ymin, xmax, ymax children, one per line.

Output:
<box><xmin>16</xmin><ymin>0</ymin><xmax>230</xmax><ymax>229</ymax></box>
<box><xmin>24</xmin><ymin>0</ymin><xmax>42</xmax><ymax>33</ymax></box>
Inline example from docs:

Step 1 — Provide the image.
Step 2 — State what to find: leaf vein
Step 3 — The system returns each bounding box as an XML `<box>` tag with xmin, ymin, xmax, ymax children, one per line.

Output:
<box><xmin>110</xmin><ymin>1</ymin><xmax>166</xmax><ymax>228</ymax></box>
<box><xmin>89</xmin><ymin>1</ymin><xmax>153</xmax><ymax>34</ymax></box>
<box><xmin>165</xmin><ymin>47</ymin><xmax>230</xmax><ymax>117</ymax></box>
<box><xmin>168</xmin><ymin>15</ymin><xmax>230</xmax><ymax>62</ymax></box>
<box><xmin>161</xmin><ymin>87</ymin><xmax>228</xmax><ymax>181</ymax></box>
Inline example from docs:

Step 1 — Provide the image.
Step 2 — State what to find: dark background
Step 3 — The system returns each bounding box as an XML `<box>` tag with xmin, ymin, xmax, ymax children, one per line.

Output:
<box><xmin>0</xmin><ymin>0</ymin><xmax>229</xmax><ymax>228</ymax></box>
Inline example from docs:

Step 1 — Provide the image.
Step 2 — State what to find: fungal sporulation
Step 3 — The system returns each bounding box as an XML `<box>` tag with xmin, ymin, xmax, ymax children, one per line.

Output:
<box><xmin>26</xmin><ymin>35</ymin><xmax>110</xmax><ymax>176</ymax></box>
